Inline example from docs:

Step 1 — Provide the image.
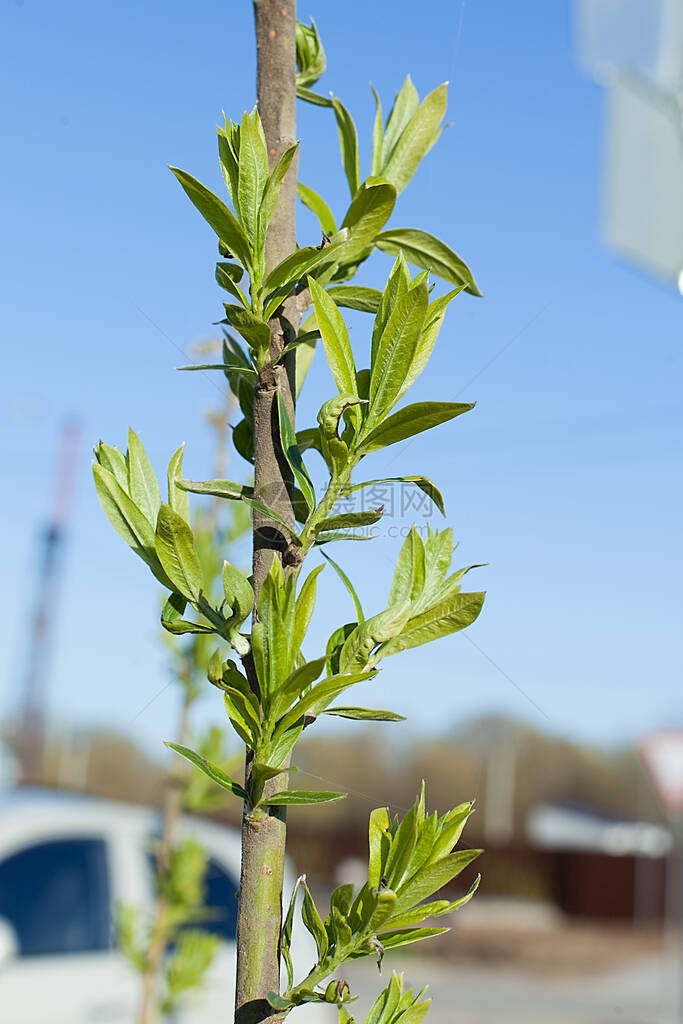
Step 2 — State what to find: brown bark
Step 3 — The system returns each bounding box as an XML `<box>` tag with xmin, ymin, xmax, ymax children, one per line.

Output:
<box><xmin>251</xmin><ymin>0</ymin><xmax>301</xmax><ymax>598</ymax></box>
<box><xmin>235</xmin><ymin>5</ymin><xmax>300</xmax><ymax>1023</ymax></box>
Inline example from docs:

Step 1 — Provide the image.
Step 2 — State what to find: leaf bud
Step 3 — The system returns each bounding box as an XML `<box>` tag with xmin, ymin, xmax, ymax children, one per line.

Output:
<box><xmin>207</xmin><ymin>648</ymin><xmax>223</xmax><ymax>685</ymax></box>
<box><xmin>324</xmin><ymin>979</ymin><xmax>351</xmax><ymax>1003</ymax></box>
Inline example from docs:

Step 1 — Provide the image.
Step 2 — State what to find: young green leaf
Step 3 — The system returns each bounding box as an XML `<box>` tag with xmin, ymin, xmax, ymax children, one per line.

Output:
<box><xmin>297</xmin><ymin>182</ymin><xmax>337</xmax><ymax>236</ymax></box>
<box><xmin>94</xmin><ymin>441</ymin><xmax>128</xmax><ymax>490</ymax></box>
<box><xmin>367</xmin><ymin>281</ymin><xmax>429</xmax><ymax>427</ymax></box>
<box><xmin>296</xmin><ymin>18</ymin><xmax>326</xmax><ymax>88</ymax></box>
<box><xmin>242</xmin><ymin>495</ymin><xmax>302</xmax><ymax>543</ymax></box>
<box><xmin>249</xmin><ymin>763</ymin><xmax>291</xmax><ymax>808</ymax></box>
<box><xmin>380</xmin><ymin>591</ymin><xmax>485</xmax><ymax>657</ymax></box>
<box><xmin>438</xmin><ymin>565</ymin><xmax>485</xmax><ymax>606</ymax></box>
<box><xmin>330</xmin><ymin>882</ymin><xmax>355</xmax><ymax>918</ymax></box>
<box><xmin>165</xmin><ymin>742</ymin><xmax>248</xmax><ymax>801</ymax></box>
<box><xmin>345</xmin><ymin>476</ymin><xmax>445</xmax><ymax>517</ymax></box>
<box><xmin>358</xmin><ymin>401</ymin><xmax>474</xmax><ymax>454</ymax></box>
<box><xmin>387</xmin><ymin>993</ymin><xmax>431</xmax><ymax>1024</ymax></box>
<box><xmin>315</xmin><ymin>508</ymin><xmax>383</xmax><ymax>534</ymax></box>
<box><xmin>263</xmin><ymin>239</ymin><xmax>345</xmax><ymax>295</ymax></box>
<box><xmin>339</xmin><ymin>602</ymin><xmax>412</xmax><ymax>673</ymax></box>
<box><xmin>161</xmin><ymin>617</ymin><xmax>216</xmax><ymax>636</ymax></box>
<box><xmin>384</xmin><ymin>878</ymin><xmax>480</xmax><ymax>930</ymax></box>
<box><xmin>278</xmin><ymin>329</ymin><xmax>321</xmax><ymax>360</ymax></box>
<box><xmin>382</xmin><ymin>83</ymin><xmax>447</xmax><ymax>194</ymax></box>
<box><xmin>397</xmin><ymin>286</ymin><xmax>466</xmax><ymax>402</ymax></box>
<box><xmin>266</xmin><ymin>993</ymin><xmax>295</xmax><ymax>1012</ymax></box>
<box><xmin>376</xmin><ymin>228</ymin><xmax>481</xmax><ymax>295</ymax></box>
<box><xmin>331</xmin><ymin>97</ymin><xmax>360</xmax><ymax>196</ymax></box>
<box><xmin>340</xmin><ymin>181</ymin><xmax>397</xmax><ymax>263</ymax></box>
<box><xmin>327</xmin><ymin>910</ymin><xmax>353</xmax><ymax>958</ymax></box>
<box><xmin>268</xmin><ymin>723</ymin><xmax>304</xmax><ymax>769</ymax></box>
<box><xmin>322</xmin><ymin>707</ymin><xmax>405</xmax><ymax>721</ymax></box>
<box><xmin>281</xmin><ymin>875</ymin><xmax>303</xmax><ymax>990</ymax></box>
<box><xmin>389</xmin><ymin>527</ymin><xmax>426</xmax><ymax>607</ymax></box>
<box><xmin>370</xmin><ymin>84</ymin><xmax>384</xmax><ymax>178</ymax></box>
<box><xmin>277</xmin><ymin>391</ymin><xmax>316</xmax><ymax>511</ymax></box>
<box><xmin>317</xmin><ymin>392</ymin><xmax>365</xmax><ymax>476</ymax></box>
<box><xmin>392</xmin><ymin>849</ymin><xmax>482</xmax><ymax>914</ymax></box>
<box><xmin>292</xmin><ymin>563</ymin><xmax>325</xmax><ymax>654</ymax></box>
<box><xmin>272</xmin><ymin>655</ymin><xmax>327</xmax><ymax>716</ymax></box>
<box><xmin>162</xmin><ymin>592</ymin><xmax>186</xmax><ymax>624</ymax></box>
<box><xmin>368</xmin><ymin>806</ymin><xmax>391</xmax><ymax>890</ymax></box>
<box><xmin>314</xmin><ymin>531</ymin><xmax>374</xmax><ymax>545</ymax></box>
<box><xmin>178</xmin><ymin>477</ymin><xmax>252</xmax><ymax>501</ymax></box>
<box><xmin>419</xmin><ymin>526</ymin><xmax>453</xmax><ymax>592</ymax></box>
<box><xmin>176</xmin><ymin>362</ymin><xmax>256</xmax><ymax>374</ymax></box>
<box><xmin>291</xmin><ymin>486</ymin><xmax>312</xmax><ymax>525</ymax></box>
<box><xmin>169</xmin><ymin>167</ymin><xmax>251</xmax><ymax>269</ymax></box>
<box><xmin>326</xmin><ymin>285</ymin><xmax>382</xmax><ymax>313</ymax></box>
<box><xmin>371</xmin><ymin>253</ymin><xmax>411</xmax><ymax>364</ymax></box>
<box><xmin>309</xmin><ymin>278</ymin><xmax>358</xmax><ymax>396</ymax></box>
<box><xmin>223</xmin><ymin>688</ymin><xmax>260</xmax><ymax>747</ymax></box>
<box><xmin>93</xmin><ymin>462</ymin><xmax>156</xmax><ymax>559</ymax></box>
<box><xmin>167</xmin><ymin>444</ymin><xmax>191</xmax><ymax>524</ymax></box>
<box><xmin>259</xmin><ymin>143</ymin><xmax>299</xmax><ymax>245</ymax></box>
<box><xmin>215</xmin><ymin>262</ymin><xmax>249</xmax><ymax>306</ymax></box>
<box><xmin>275</xmin><ymin>669</ymin><xmax>376</xmax><ymax>735</ymax></box>
<box><xmin>222</xmin><ymin>562</ymin><xmax>254</xmax><ymax>622</ymax></box>
<box><xmin>127</xmin><ymin>429</ymin><xmax>161</xmax><ymax>527</ymax></box>
<box><xmin>384</xmin><ymin>803</ymin><xmax>418</xmax><ymax>889</ymax></box>
<box><xmin>155</xmin><ymin>504</ymin><xmax>204</xmax><ymax>603</ymax></box>
<box><xmin>381</xmin><ymin>75</ymin><xmax>420</xmax><ymax>168</ymax></box>
<box><xmin>250</xmin><ymin>618</ymin><xmax>268</xmax><ymax>694</ymax></box>
<box><xmin>267</xmin><ymin>790</ymin><xmax>346</xmax><ymax>806</ymax></box>
<box><xmin>222</xmin><ymin>305</ymin><xmax>271</xmax><ymax>360</ymax></box>
<box><xmin>217</xmin><ymin>126</ymin><xmax>239</xmax><ymax>210</ymax></box>
<box><xmin>301</xmin><ymin>881</ymin><xmax>329</xmax><ymax>961</ymax></box>
<box><xmin>257</xmin><ymin>559</ymin><xmax>297</xmax><ymax>697</ymax></box>
<box><xmin>296</xmin><ymin>86</ymin><xmax>333</xmax><ymax>107</ymax></box>
<box><xmin>237</xmin><ymin>108</ymin><xmax>269</xmax><ymax>247</ymax></box>
<box><xmin>321</xmin><ymin>551</ymin><xmax>365</xmax><ymax>622</ymax></box>
<box><xmin>373</xmin><ymin>927</ymin><xmax>449</xmax><ymax>951</ymax></box>
<box><xmin>232</xmin><ymin>418</ymin><xmax>254</xmax><ymax>464</ymax></box>
<box><xmin>430</xmin><ymin>802</ymin><xmax>475</xmax><ymax>862</ymax></box>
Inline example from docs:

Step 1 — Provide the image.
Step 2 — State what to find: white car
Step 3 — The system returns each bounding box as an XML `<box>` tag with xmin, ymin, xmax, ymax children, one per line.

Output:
<box><xmin>0</xmin><ymin>788</ymin><xmax>333</xmax><ymax>1023</ymax></box>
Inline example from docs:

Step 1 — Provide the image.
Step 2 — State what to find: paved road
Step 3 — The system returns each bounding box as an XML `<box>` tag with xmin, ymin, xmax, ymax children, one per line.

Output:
<box><xmin>341</xmin><ymin>949</ymin><xmax>682</xmax><ymax>1024</ymax></box>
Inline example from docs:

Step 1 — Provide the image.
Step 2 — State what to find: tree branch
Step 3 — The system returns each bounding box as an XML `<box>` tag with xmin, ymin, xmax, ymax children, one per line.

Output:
<box><xmin>235</xmin><ymin>5</ymin><xmax>300</xmax><ymax>1023</ymax></box>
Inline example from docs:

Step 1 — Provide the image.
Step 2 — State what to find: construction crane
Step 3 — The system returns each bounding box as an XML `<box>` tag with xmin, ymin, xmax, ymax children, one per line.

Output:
<box><xmin>18</xmin><ymin>420</ymin><xmax>81</xmax><ymax>785</ymax></box>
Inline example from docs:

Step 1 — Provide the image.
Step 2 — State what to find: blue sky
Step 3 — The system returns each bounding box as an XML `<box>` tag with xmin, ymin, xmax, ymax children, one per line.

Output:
<box><xmin>1</xmin><ymin>0</ymin><xmax>680</xmax><ymax>756</ymax></box>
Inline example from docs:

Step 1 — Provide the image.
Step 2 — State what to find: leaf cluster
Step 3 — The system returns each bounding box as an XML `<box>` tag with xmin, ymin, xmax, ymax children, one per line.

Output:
<box><xmin>165</xmin><ymin>522</ymin><xmax>483</xmax><ymax>814</ymax></box>
<box><xmin>270</xmin><ymin>972</ymin><xmax>431</xmax><ymax>1024</ymax></box>
<box><xmin>268</xmin><ymin>786</ymin><xmax>480</xmax><ymax>1016</ymax></box>
<box><xmin>93</xmin><ymin>425</ymin><xmax>485</xmax><ymax>811</ymax></box>
<box><xmin>179</xmin><ymin>254</ymin><xmax>476</xmax><ymax>560</ymax></box>
<box><xmin>343</xmin><ymin>971</ymin><xmax>431</xmax><ymax>1024</ymax></box>
<box><xmin>295</xmin><ymin>50</ymin><xmax>481</xmax><ymax>294</ymax></box>
<box><xmin>295</xmin><ymin>18</ymin><xmax>327</xmax><ymax>104</ymax></box>
<box><xmin>93</xmin><ymin>432</ymin><xmax>254</xmax><ymax>655</ymax></box>
<box><xmin>170</xmin><ymin>49</ymin><xmax>479</xmax><ymax>377</ymax></box>
<box><xmin>117</xmin><ymin>837</ymin><xmax>221</xmax><ymax>1017</ymax></box>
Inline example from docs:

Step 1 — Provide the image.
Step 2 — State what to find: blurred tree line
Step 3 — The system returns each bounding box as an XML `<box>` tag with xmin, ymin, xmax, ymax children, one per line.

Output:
<box><xmin>2</xmin><ymin>713</ymin><xmax>663</xmax><ymax>848</ymax></box>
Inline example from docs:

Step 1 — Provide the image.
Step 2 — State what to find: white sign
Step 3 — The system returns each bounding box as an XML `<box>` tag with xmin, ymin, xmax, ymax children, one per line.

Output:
<box><xmin>603</xmin><ymin>73</ymin><xmax>683</xmax><ymax>292</ymax></box>
<box><xmin>575</xmin><ymin>0</ymin><xmax>683</xmax><ymax>293</ymax></box>
<box><xmin>640</xmin><ymin>730</ymin><xmax>683</xmax><ymax>814</ymax></box>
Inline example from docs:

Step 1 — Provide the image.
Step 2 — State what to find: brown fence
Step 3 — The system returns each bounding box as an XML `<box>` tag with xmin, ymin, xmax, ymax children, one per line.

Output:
<box><xmin>287</xmin><ymin>825</ymin><xmax>669</xmax><ymax>922</ymax></box>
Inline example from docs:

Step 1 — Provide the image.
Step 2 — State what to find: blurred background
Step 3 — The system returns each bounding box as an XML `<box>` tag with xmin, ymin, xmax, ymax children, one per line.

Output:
<box><xmin>1</xmin><ymin>0</ymin><xmax>682</xmax><ymax>1022</ymax></box>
